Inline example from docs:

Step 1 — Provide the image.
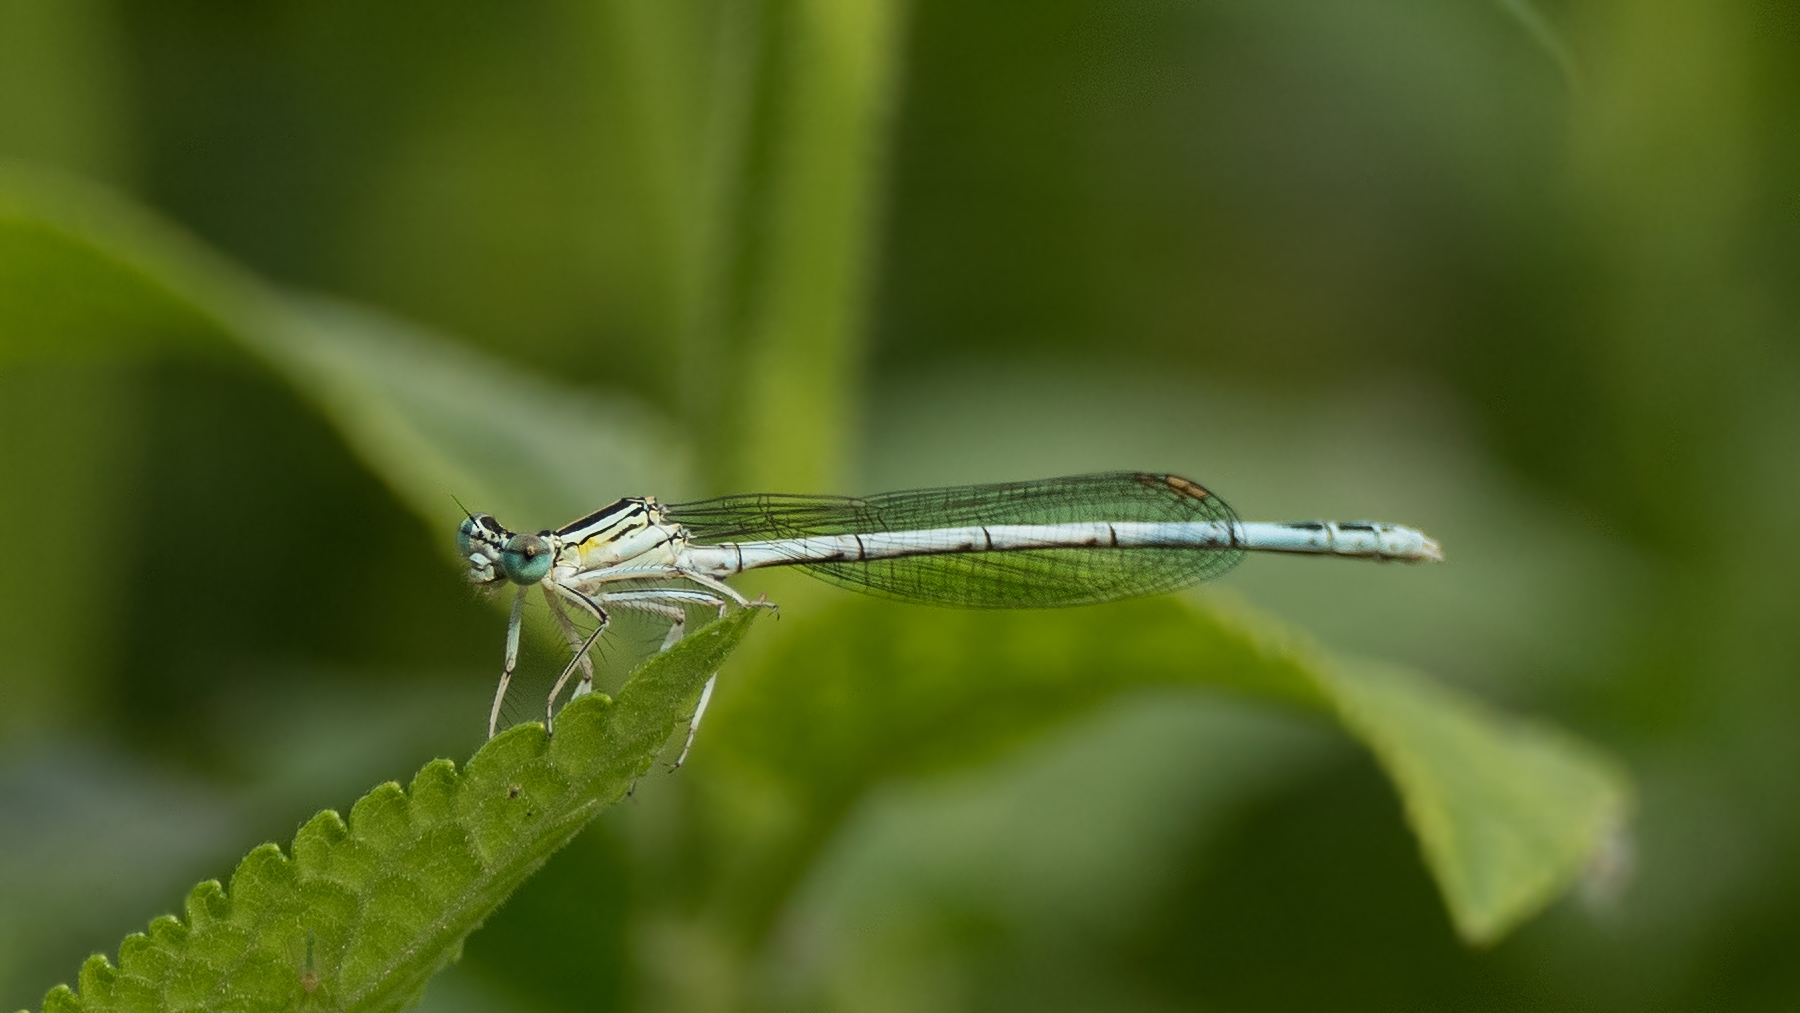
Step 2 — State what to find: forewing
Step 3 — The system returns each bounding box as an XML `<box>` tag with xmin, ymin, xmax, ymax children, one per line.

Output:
<box><xmin>667</xmin><ymin>472</ymin><xmax>1245</xmax><ymax>608</ymax></box>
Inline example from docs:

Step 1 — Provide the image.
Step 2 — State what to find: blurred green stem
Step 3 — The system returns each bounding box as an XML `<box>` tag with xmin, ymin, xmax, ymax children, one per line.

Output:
<box><xmin>0</xmin><ymin>0</ymin><xmax>138</xmax><ymax>743</ymax></box>
<box><xmin>0</xmin><ymin>0</ymin><xmax>133</xmax><ymax>183</ymax></box>
<box><xmin>0</xmin><ymin>363</ymin><xmax>139</xmax><ymax>739</ymax></box>
<box><xmin>680</xmin><ymin>0</ymin><xmax>907</xmax><ymax>494</ymax></box>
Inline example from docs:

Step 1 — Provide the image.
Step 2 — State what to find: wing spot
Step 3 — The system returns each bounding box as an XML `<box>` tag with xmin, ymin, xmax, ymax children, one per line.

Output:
<box><xmin>1164</xmin><ymin>475</ymin><xmax>1211</xmax><ymax>500</ymax></box>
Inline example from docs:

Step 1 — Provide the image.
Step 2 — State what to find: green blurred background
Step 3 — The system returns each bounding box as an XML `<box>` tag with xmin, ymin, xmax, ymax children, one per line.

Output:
<box><xmin>1</xmin><ymin>0</ymin><xmax>1796</xmax><ymax>1009</ymax></box>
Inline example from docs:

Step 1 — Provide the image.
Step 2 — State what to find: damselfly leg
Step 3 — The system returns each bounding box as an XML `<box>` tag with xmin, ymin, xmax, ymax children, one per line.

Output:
<box><xmin>488</xmin><ymin>589</ymin><xmax>528</xmax><ymax>740</ymax></box>
<box><xmin>593</xmin><ymin>587</ymin><xmax>737</xmax><ymax>767</ymax></box>
<box><xmin>543</xmin><ymin>584</ymin><xmax>609</xmax><ymax>734</ymax></box>
<box><xmin>675</xmin><ymin>675</ymin><xmax>717</xmax><ymax>770</ymax></box>
<box><xmin>544</xmin><ymin>588</ymin><xmax>596</xmax><ymax>699</ymax></box>
<box><xmin>606</xmin><ymin>589</ymin><xmax>738</xmax><ymax>768</ymax></box>
<box><xmin>536</xmin><ymin>583</ymin><xmax>739</xmax><ymax>739</ymax></box>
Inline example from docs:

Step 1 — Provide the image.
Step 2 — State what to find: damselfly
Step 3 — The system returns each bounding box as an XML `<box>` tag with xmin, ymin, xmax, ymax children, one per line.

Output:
<box><xmin>459</xmin><ymin>472</ymin><xmax>1442</xmax><ymax>762</ymax></box>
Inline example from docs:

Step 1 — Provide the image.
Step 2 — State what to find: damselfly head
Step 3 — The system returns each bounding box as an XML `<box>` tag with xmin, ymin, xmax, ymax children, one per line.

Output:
<box><xmin>459</xmin><ymin>513</ymin><xmax>510</xmax><ymax>585</ymax></box>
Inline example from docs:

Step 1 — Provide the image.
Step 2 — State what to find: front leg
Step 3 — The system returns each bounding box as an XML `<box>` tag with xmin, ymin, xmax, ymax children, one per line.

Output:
<box><xmin>488</xmin><ymin>589</ymin><xmax>528</xmax><ymax>739</ymax></box>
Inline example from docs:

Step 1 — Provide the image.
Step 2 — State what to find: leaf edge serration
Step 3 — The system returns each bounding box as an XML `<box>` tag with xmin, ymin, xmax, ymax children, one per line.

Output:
<box><xmin>27</xmin><ymin>608</ymin><xmax>759</xmax><ymax>1013</ymax></box>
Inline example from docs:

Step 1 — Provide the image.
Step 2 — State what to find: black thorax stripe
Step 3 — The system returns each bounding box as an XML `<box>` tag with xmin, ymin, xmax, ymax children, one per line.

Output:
<box><xmin>556</xmin><ymin>498</ymin><xmax>651</xmax><ymax>544</ymax></box>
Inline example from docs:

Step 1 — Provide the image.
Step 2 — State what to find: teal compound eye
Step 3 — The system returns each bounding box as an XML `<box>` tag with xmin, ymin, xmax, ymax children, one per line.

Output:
<box><xmin>457</xmin><ymin>515</ymin><xmax>483</xmax><ymax>559</ymax></box>
<box><xmin>500</xmin><ymin>532</ymin><xmax>554</xmax><ymax>584</ymax></box>
<box><xmin>459</xmin><ymin>513</ymin><xmax>506</xmax><ymax>558</ymax></box>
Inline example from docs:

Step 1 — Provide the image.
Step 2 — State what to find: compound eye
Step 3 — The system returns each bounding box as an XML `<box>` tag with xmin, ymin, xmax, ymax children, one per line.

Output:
<box><xmin>459</xmin><ymin>513</ymin><xmax>505</xmax><ymax>555</ymax></box>
<box><xmin>500</xmin><ymin>532</ymin><xmax>553</xmax><ymax>584</ymax></box>
<box><xmin>457</xmin><ymin>516</ymin><xmax>482</xmax><ymax>558</ymax></box>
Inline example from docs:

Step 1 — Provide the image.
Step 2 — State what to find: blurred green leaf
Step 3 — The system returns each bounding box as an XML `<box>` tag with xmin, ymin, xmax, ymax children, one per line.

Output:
<box><xmin>28</xmin><ymin>608</ymin><xmax>758</xmax><ymax>1013</ymax></box>
<box><xmin>1319</xmin><ymin>659</ymin><xmax>1628</xmax><ymax>942</ymax></box>
<box><xmin>774</xmin><ymin>695</ymin><xmax>1340</xmax><ymax>1013</ymax></box>
<box><xmin>0</xmin><ymin>745</ymin><xmax>239</xmax><ymax>1005</ymax></box>
<box><xmin>1491</xmin><ymin>0</ymin><xmax>1579</xmax><ymax>89</ymax></box>
<box><xmin>685</xmin><ymin>593</ymin><xmax>1627</xmax><ymax>952</ymax></box>
<box><xmin>0</xmin><ymin>164</ymin><xmax>691</xmax><ymax>533</ymax></box>
<box><xmin>256</xmin><ymin>297</ymin><xmax>692</xmax><ymax>533</ymax></box>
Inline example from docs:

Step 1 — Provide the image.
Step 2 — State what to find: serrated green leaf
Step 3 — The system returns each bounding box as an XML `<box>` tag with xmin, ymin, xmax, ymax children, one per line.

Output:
<box><xmin>0</xmin><ymin>163</ymin><xmax>692</xmax><ymax>532</ymax></box>
<box><xmin>688</xmin><ymin>593</ymin><xmax>1628</xmax><ymax>948</ymax></box>
<box><xmin>29</xmin><ymin>608</ymin><xmax>758</xmax><ymax>1013</ymax></box>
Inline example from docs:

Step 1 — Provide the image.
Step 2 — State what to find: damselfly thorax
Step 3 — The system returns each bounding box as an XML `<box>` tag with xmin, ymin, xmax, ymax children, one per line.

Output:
<box><xmin>459</xmin><ymin>472</ymin><xmax>1444</xmax><ymax>766</ymax></box>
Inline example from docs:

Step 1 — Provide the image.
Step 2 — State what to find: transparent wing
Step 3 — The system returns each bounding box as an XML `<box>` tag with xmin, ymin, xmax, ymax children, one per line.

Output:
<box><xmin>666</xmin><ymin>472</ymin><xmax>1244</xmax><ymax>608</ymax></box>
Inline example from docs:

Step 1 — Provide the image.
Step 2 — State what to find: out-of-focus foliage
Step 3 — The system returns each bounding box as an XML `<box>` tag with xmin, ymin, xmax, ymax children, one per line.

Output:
<box><xmin>0</xmin><ymin>0</ymin><xmax>1794</xmax><ymax>1010</ymax></box>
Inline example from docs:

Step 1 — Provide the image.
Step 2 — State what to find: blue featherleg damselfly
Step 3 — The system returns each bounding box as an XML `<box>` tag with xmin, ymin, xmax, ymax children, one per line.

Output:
<box><xmin>458</xmin><ymin>472</ymin><xmax>1443</xmax><ymax>763</ymax></box>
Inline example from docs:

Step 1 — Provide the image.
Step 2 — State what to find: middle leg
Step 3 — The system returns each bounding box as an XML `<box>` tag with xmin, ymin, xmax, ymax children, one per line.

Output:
<box><xmin>544</xmin><ymin>585</ymin><xmax>598</xmax><ymax>700</ymax></box>
<box><xmin>544</xmin><ymin>584</ymin><xmax>609</xmax><ymax>735</ymax></box>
